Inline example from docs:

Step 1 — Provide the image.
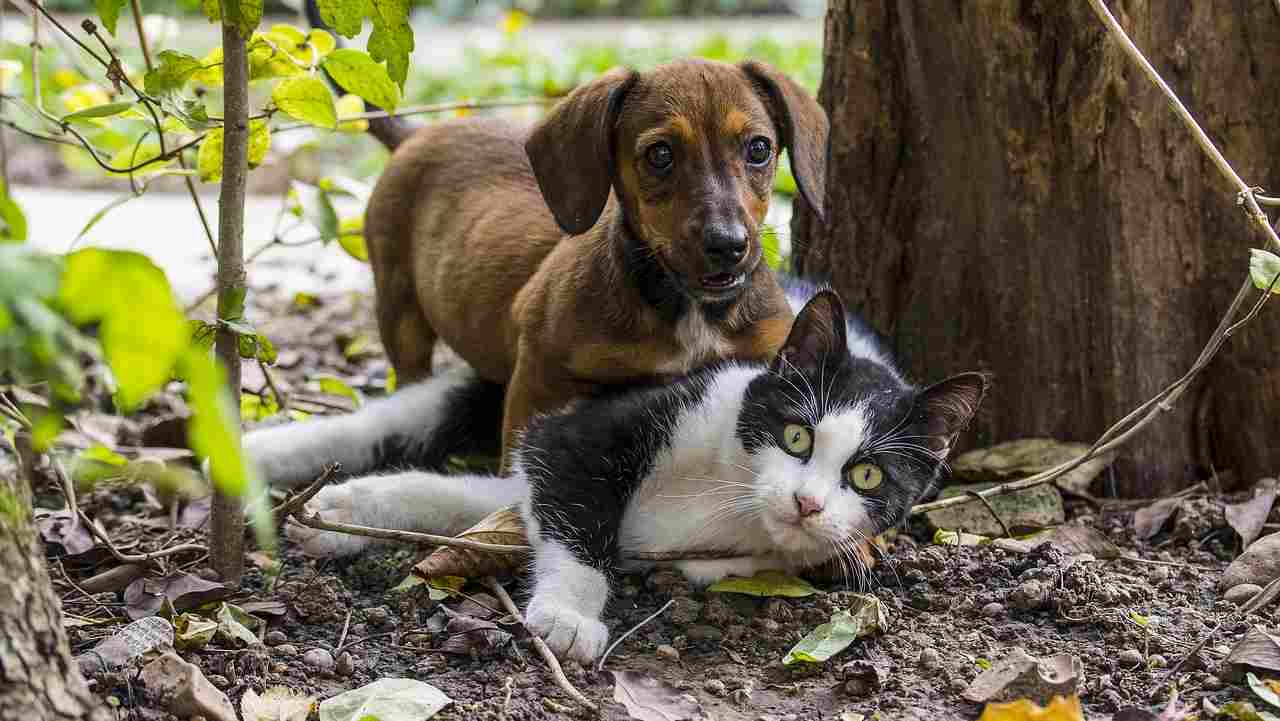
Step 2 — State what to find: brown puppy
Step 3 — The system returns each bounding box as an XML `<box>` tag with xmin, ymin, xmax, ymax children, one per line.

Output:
<box><xmin>363</xmin><ymin>58</ymin><xmax>828</xmax><ymax>465</ymax></box>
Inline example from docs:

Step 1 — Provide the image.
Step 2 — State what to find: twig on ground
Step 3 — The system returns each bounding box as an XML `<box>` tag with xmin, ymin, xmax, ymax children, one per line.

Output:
<box><xmin>77</xmin><ymin>509</ymin><xmax>207</xmax><ymax>564</ymax></box>
<box><xmin>270</xmin><ymin>464</ymin><xmax>340</xmax><ymax>518</ymax></box>
<box><xmin>1166</xmin><ymin>620</ymin><xmax>1221</xmax><ymax>678</ymax></box>
<box><xmin>964</xmin><ymin>490</ymin><xmax>1011</xmax><ymax>538</ymax></box>
<box><xmin>337</xmin><ymin>608</ymin><xmax>352</xmax><ymax>650</ymax></box>
<box><xmin>56</xmin><ymin>560</ymin><xmax>118</xmax><ymax>621</ymax></box>
<box><xmin>485</xmin><ymin>577</ymin><xmax>597</xmax><ymax>713</ymax></box>
<box><xmin>1240</xmin><ymin>575</ymin><xmax>1280</xmax><ymax>615</ymax></box>
<box><xmin>288</xmin><ymin>513</ymin><xmax>532</xmax><ymax>554</ymax></box>
<box><xmin>258</xmin><ymin>360</ymin><xmax>289</xmax><ymax>414</ymax></box>
<box><xmin>595</xmin><ymin>598</ymin><xmax>674</xmax><ymax>673</ymax></box>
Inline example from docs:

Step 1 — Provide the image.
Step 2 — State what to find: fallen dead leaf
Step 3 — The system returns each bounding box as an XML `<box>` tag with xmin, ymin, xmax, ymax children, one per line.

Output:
<box><xmin>123</xmin><ymin>572</ymin><xmax>229</xmax><ymax>620</ymax></box>
<box><xmin>1249</xmin><ymin>673</ymin><xmax>1280</xmax><ymax>710</ymax></box>
<box><xmin>962</xmin><ymin>648</ymin><xmax>1083</xmax><ymax>705</ymax></box>
<box><xmin>1227</xmin><ymin>479</ymin><xmax>1279</xmax><ymax>550</ymax></box>
<box><xmin>438</xmin><ymin>607</ymin><xmax>511</xmax><ymax>657</ymax></box>
<box><xmin>34</xmin><ymin>508</ymin><xmax>95</xmax><ymax>556</ymax></box>
<box><xmin>952</xmin><ymin>438</ymin><xmax>1115</xmax><ymax>497</ymax></box>
<box><xmin>318</xmin><ymin>678</ymin><xmax>451</xmax><ymax>721</ymax></box>
<box><xmin>783</xmin><ymin>595</ymin><xmax>887</xmax><ymax>665</ymax></box>
<box><xmin>174</xmin><ymin>613</ymin><xmax>218</xmax><ymax>650</ymax></box>
<box><xmin>241</xmin><ymin>686</ymin><xmax>315</xmax><ymax>721</ymax></box>
<box><xmin>706</xmin><ymin>570</ymin><xmax>818</xmax><ymax>598</ymax></box>
<box><xmin>612</xmin><ymin>671</ymin><xmax>703</xmax><ymax>721</ymax></box>
<box><xmin>1213</xmin><ymin>700</ymin><xmax>1280</xmax><ymax>721</ymax></box>
<box><xmin>977</xmin><ymin>695</ymin><xmax>1084</xmax><ymax>721</ymax></box>
<box><xmin>1222</xmin><ymin>627</ymin><xmax>1280</xmax><ymax>683</ymax></box>
<box><xmin>75</xmin><ymin>616</ymin><xmax>174</xmax><ymax>674</ymax></box>
<box><xmin>1133</xmin><ymin>497</ymin><xmax>1182</xmax><ymax>540</ymax></box>
<box><xmin>413</xmin><ymin>506</ymin><xmax>528</xmax><ymax>580</ymax></box>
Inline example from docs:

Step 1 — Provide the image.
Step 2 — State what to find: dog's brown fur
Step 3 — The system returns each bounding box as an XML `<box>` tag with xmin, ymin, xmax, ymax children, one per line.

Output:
<box><xmin>364</xmin><ymin>58</ymin><xmax>828</xmax><ymax>464</ymax></box>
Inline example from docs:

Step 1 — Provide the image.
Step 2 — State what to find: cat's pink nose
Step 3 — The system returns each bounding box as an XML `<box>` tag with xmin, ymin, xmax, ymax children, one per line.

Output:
<box><xmin>794</xmin><ymin>494</ymin><xmax>824</xmax><ymax>517</ymax></box>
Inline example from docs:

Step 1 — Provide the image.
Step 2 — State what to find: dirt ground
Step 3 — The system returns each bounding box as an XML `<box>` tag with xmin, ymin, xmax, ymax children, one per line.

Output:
<box><xmin>36</xmin><ymin>282</ymin><xmax>1280</xmax><ymax>721</ymax></box>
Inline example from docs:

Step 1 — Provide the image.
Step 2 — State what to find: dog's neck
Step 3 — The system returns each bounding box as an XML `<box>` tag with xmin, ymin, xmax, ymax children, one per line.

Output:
<box><xmin>611</xmin><ymin>214</ymin><xmax>689</xmax><ymax>325</ymax></box>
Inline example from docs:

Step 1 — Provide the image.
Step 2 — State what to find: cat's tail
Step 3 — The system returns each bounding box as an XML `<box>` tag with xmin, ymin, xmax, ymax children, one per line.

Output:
<box><xmin>244</xmin><ymin>365</ymin><xmax>504</xmax><ymax>488</ymax></box>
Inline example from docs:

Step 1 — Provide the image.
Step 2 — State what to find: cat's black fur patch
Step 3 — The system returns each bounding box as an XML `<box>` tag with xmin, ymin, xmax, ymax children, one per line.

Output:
<box><xmin>522</xmin><ymin>367</ymin><xmax>721</xmax><ymax>577</ymax></box>
<box><xmin>372</xmin><ymin>376</ymin><xmax>505</xmax><ymax>470</ymax></box>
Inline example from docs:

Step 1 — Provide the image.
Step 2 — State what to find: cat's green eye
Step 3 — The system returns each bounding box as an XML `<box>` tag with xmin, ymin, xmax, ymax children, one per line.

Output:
<box><xmin>781</xmin><ymin>423</ymin><xmax>812</xmax><ymax>456</ymax></box>
<box><xmin>846</xmin><ymin>463</ymin><xmax>883</xmax><ymax>491</ymax></box>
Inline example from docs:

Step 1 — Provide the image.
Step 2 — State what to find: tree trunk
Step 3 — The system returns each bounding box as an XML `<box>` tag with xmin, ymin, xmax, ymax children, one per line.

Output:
<box><xmin>0</xmin><ymin>469</ymin><xmax>108</xmax><ymax>720</ymax></box>
<box><xmin>210</xmin><ymin>14</ymin><xmax>250</xmax><ymax>585</ymax></box>
<box><xmin>793</xmin><ymin>0</ymin><xmax>1280</xmax><ymax>496</ymax></box>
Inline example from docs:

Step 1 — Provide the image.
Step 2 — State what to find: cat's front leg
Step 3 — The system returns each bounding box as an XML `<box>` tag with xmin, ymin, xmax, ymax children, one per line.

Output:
<box><xmin>524</xmin><ymin>540</ymin><xmax>612</xmax><ymax>664</ymax></box>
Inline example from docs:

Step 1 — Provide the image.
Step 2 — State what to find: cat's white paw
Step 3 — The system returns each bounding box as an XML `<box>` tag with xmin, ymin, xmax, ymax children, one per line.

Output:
<box><xmin>285</xmin><ymin>485</ymin><xmax>373</xmax><ymax>557</ymax></box>
<box><xmin>526</xmin><ymin>597</ymin><xmax>610</xmax><ymax>664</ymax></box>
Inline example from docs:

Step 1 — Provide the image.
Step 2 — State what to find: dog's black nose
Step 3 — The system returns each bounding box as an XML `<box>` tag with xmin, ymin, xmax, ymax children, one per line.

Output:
<box><xmin>703</xmin><ymin>225</ymin><xmax>748</xmax><ymax>268</ymax></box>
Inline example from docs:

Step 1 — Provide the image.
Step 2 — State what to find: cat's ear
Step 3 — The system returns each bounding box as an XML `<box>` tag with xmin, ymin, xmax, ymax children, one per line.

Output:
<box><xmin>914</xmin><ymin>372</ymin><xmax>990</xmax><ymax>456</ymax></box>
<box><xmin>771</xmin><ymin>290</ymin><xmax>848</xmax><ymax>376</ymax></box>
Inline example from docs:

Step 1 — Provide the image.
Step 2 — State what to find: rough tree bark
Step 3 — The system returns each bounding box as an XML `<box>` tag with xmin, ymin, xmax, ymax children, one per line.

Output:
<box><xmin>792</xmin><ymin>1</ymin><xmax>1280</xmax><ymax>496</ymax></box>
<box><xmin>0</xmin><ymin>470</ymin><xmax>108</xmax><ymax>720</ymax></box>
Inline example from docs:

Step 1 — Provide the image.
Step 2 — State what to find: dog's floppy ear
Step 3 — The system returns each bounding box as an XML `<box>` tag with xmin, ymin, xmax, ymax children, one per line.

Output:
<box><xmin>525</xmin><ymin>68</ymin><xmax>639</xmax><ymax>236</ymax></box>
<box><xmin>739</xmin><ymin>60</ymin><xmax>828</xmax><ymax>219</ymax></box>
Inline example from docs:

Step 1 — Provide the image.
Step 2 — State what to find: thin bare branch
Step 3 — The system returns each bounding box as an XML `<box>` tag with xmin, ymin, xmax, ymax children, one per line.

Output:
<box><xmin>272</xmin><ymin>98</ymin><xmax>553</xmax><ymax>133</ymax></box>
<box><xmin>485</xmin><ymin>577</ymin><xmax>598</xmax><ymax>713</ymax></box>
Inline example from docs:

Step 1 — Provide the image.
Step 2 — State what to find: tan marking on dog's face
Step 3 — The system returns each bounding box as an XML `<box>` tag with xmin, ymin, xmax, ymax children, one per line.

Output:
<box><xmin>611</xmin><ymin>60</ymin><xmax>782</xmax><ymax>302</ymax></box>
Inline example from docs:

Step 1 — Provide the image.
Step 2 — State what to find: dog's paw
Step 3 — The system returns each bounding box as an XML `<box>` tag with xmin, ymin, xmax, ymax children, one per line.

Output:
<box><xmin>285</xmin><ymin>485</ymin><xmax>373</xmax><ymax>557</ymax></box>
<box><xmin>526</xmin><ymin>597</ymin><xmax>609</xmax><ymax>664</ymax></box>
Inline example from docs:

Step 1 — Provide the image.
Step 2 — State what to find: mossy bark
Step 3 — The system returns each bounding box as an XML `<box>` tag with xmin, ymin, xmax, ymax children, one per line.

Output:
<box><xmin>0</xmin><ymin>472</ymin><xmax>108</xmax><ymax>720</ymax></box>
<box><xmin>793</xmin><ymin>0</ymin><xmax>1280</xmax><ymax>496</ymax></box>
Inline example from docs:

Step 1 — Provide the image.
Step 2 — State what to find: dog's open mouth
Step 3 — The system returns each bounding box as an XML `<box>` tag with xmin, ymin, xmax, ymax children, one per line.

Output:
<box><xmin>699</xmin><ymin>273</ymin><xmax>745</xmax><ymax>295</ymax></box>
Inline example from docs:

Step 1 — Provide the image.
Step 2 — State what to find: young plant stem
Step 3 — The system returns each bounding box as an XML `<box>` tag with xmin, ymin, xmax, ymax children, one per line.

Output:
<box><xmin>209</xmin><ymin>16</ymin><xmax>251</xmax><ymax>586</ymax></box>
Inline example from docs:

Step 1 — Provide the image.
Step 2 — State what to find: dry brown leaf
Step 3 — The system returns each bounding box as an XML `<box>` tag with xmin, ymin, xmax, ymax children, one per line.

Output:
<box><xmin>413</xmin><ymin>505</ymin><xmax>528</xmax><ymax>581</ymax></box>
<box><xmin>1133</xmin><ymin>497</ymin><xmax>1182</xmax><ymax>540</ymax></box>
<box><xmin>612</xmin><ymin>671</ymin><xmax>704</xmax><ymax>721</ymax></box>
<box><xmin>1222</xmin><ymin>627</ymin><xmax>1280</xmax><ymax>683</ymax></box>
<box><xmin>34</xmin><ymin>509</ymin><xmax>95</xmax><ymax>556</ymax></box>
<box><xmin>952</xmin><ymin>438</ymin><xmax>1115</xmax><ymax>497</ymax></box>
<box><xmin>123</xmin><ymin>573</ymin><xmax>230</xmax><ymax>620</ymax></box>
<box><xmin>1227</xmin><ymin>479</ymin><xmax>1279</xmax><ymax>550</ymax></box>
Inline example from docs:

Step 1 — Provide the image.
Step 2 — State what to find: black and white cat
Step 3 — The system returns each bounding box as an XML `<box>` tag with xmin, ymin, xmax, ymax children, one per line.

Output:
<box><xmin>245</xmin><ymin>281</ymin><xmax>987</xmax><ymax>663</ymax></box>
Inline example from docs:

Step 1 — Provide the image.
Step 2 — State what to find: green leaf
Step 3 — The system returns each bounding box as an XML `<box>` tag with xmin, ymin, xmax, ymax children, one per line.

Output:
<box><xmin>60</xmin><ymin>249</ymin><xmax>188</xmax><ymax>411</ymax></box>
<box><xmin>316</xmin><ymin>0</ymin><xmax>367</xmax><ymax>38</ymax></box>
<box><xmin>209</xmin><ymin>0</ymin><xmax>263</xmax><ymax>38</ymax></box>
<box><xmin>290</xmin><ymin>181</ymin><xmax>340</xmax><ymax>242</ymax></box>
<box><xmin>1250</xmin><ymin>249</ymin><xmax>1280</xmax><ymax>293</ymax></box>
<box><xmin>144</xmin><ymin>51</ymin><xmax>203</xmax><ymax>97</ymax></box>
<box><xmin>337</xmin><ymin>217</ymin><xmax>367</xmax><ymax>261</ymax></box>
<box><xmin>272</xmin><ymin>76</ymin><xmax>337</xmax><ymax>129</ymax></box>
<box><xmin>174</xmin><ymin>612</ymin><xmax>218</xmax><ymax>650</ymax></box>
<box><xmin>61</xmin><ymin>100</ymin><xmax>135</xmax><ymax>124</ymax></box>
<box><xmin>322</xmin><ymin>49</ymin><xmax>400</xmax><ymax>110</ymax></box>
<box><xmin>108</xmin><ymin>141</ymin><xmax>170</xmax><ymax>177</ymax></box>
<box><xmin>335</xmin><ymin>94</ymin><xmax>368</xmax><ymax>133</ymax></box>
<box><xmin>367</xmin><ymin>0</ymin><xmax>414</xmax><ymax>88</ymax></box>
<box><xmin>248</xmin><ymin>118</ymin><xmax>270</xmax><ymax>168</ymax></box>
<box><xmin>0</xmin><ymin>186</ymin><xmax>27</xmax><ymax>243</ymax></box>
<box><xmin>240</xmin><ymin>391</ymin><xmax>280</xmax><ymax>421</ymax></box>
<box><xmin>385</xmin><ymin>366</ymin><xmax>397</xmax><ymax>393</ymax></box>
<box><xmin>318</xmin><ymin>678</ymin><xmax>452</xmax><ymax>721</ymax></box>
<box><xmin>1219</xmin><ymin>701</ymin><xmax>1280</xmax><ymax>721</ymax></box>
<box><xmin>94</xmin><ymin>0</ymin><xmax>128</xmax><ymax>35</ymax></box>
<box><xmin>315</xmin><ymin>374</ymin><xmax>362</xmax><ymax>407</ymax></box>
<box><xmin>199</xmin><ymin>114</ymin><xmax>268</xmax><ymax>185</ymax></box>
<box><xmin>707</xmin><ymin>570</ymin><xmax>817</xmax><ymax>598</ymax></box>
<box><xmin>773</xmin><ymin>151</ymin><xmax>797</xmax><ymax>195</ymax></box>
<box><xmin>761</xmin><ymin>226</ymin><xmax>783</xmax><ymax>271</ymax></box>
<box><xmin>80</xmin><ymin>444</ymin><xmax>128</xmax><ymax>467</ymax></box>
<box><xmin>782</xmin><ymin>595</ymin><xmax>887</xmax><ymax>665</ymax></box>
<box><xmin>215</xmin><ymin>602</ymin><xmax>262</xmax><ymax>646</ymax></box>
<box><xmin>197</xmin><ymin>128</ymin><xmax>223</xmax><ymax>183</ymax></box>
<box><xmin>933</xmin><ymin>528</ymin><xmax>991</xmax><ymax>547</ymax></box>
<box><xmin>1250</xmin><ymin>673</ymin><xmax>1280</xmax><ymax>711</ymax></box>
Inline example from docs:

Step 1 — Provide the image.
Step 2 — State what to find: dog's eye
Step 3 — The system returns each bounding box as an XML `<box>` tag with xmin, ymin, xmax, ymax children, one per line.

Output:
<box><xmin>746</xmin><ymin>136</ymin><xmax>772</xmax><ymax>166</ymax></box>
<box><xmin>646</xmin><ymin>142</ymin><xmax>673</xmax><ymax>170</ymax></box>
<box><xmin>781</xmin><ymin>423</ymin><xmax>812</xmax><ymax>457</ymax></box>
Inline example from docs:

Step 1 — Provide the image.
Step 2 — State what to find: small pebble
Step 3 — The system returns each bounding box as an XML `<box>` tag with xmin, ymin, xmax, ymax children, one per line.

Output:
<box><xmin>656</xmin><ymin>644</ymin><xmax>680</xmax><ymax>662</ymax></box>
<box><xmin>1147</xmin><ymin>566</ymin><xmax>1171</xmax><ymax>584</ymax></box>
<box><xmin>274</xmin><ymin>644</ymin><xmax>298</xmax><ymax>657</ymax></box>
<box><xmin>843</xmin><ymin>678</ymin><xmax>875</xmax><ymax>696</ymax></box>
<box><xmin>1203</xmin><ymin>675</ymin><xmax>1227</xmax><ymax>691</ymax></box>
<box><xmin>704</xmin><ymin>679</ymin><xmax>727</xmax><ymax>697</ymax></box>
<box><xmin>730</xmin><ymin>688</ymin><xmax>752</xmax><ymax>705</ymax></box>
<box><xmin>270</xmin><ymin>662</ymin><xmax>288</xmax><ymax>674</ymax></box>
<box><xmin>302</xmin><ymin>648</ymin><xmax>335</xmax><ymax>673</ymax></box>
<box><xmin>755</xmin><ymin>618</ymin><xmax>781</xmax><ymax>634</ymax></box>
<box><xmin>1148</xmin><ymin>654</ymin><xmax>1167</xmax><ymax>669</ymax></box>
<box><xmin>365</xmin><ymin>606</ymin><xmax>391</xmax><ymax>626</ymax></box>
<box><xmin>1118</xmin><ymin>649</ymin><xmax>1144</xmax><ymax>668</ymax></box>
<box><xmin>981</xmin><ymin>602</ymin><xmax>1005</xmax><ymax>617</ymax></box>
<box><xmin>918</xmin><ymin>647</ymin><xmax>941</xmax><ymax>671</ymax></box>
<box><xmin>1225</xmin><ymin>583</ymin><xmax>1264</xmax><ymax>606</ymax></box>
<box><xmin>264</xmin><ymin>630</ymin><xmax>288</xmax><ymax>646</ymax></box>
<box><xmin>336</xmin><ymin>651</ymin><xmax>356</xmax><ymax>676</ymax></box>
<box><xmin>1009</xmin><ymin>579</ymin><xmax>1050</xmax><ymax>611</ymax></box>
